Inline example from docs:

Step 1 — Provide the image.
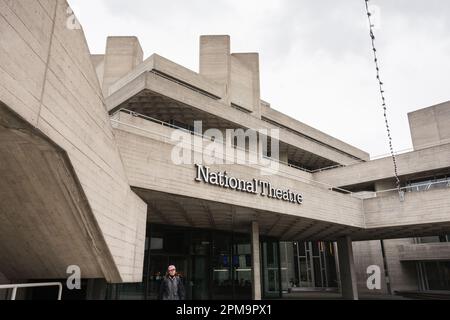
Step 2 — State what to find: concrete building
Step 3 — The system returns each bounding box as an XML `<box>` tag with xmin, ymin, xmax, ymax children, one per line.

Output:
<box><xmin>0</xmin><ymin>0</ymin><xmax>449</xmax><ymax>300</ymax></box>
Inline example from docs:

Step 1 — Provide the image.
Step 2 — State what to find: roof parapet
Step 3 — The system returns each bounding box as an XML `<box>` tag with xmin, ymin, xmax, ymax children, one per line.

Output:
<box><xmin>102</xmin><ymin>36</ymin><xmax>144</xmax><ymax>97</ymax></box>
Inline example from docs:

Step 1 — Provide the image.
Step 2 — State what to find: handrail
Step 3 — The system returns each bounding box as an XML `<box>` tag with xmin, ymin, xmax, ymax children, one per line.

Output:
<box><xmin>0</xmin><ymin>282</ymin><xmax>63</xmax><ymax>300</ymax></box>
<box><xmin>110</xmin><ymin>112</ymin><xmax>356</xmax><ymax>195</ymax></box>
<box><xmin>111</xmin><ymin>109</ymin><xmax>450</xmax><ymax>199</ymax></box>
<box><xmin>375</xmin><ymin>179</ymin><xmax>450</xmax><ymax>195</ymax></box>
<box><xmin>310</xmin><ymin>148</ymin><xmax>415</xmax><ymax>173</ymax></box>
<box><xmin>112</xmin><ymin>108</ymin><xmax>316</xmax><ymax>175</ymax></box>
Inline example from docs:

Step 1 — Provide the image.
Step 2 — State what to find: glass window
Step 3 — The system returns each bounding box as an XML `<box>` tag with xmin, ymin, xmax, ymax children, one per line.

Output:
<box><xmin>290</xmin><ymin>241</ymin><xmax>338</xmax><ymax>290</ymax></box>
<box><xmin>406</xmin><ymin>175</ymin><xmax>450</xmax><ymax>193</ymax></box>
<box><xmin>150</xmin><ymin>237</ymin><xmax>163</xmax><ymax>250</ymax></box>
<box><xmin>262</xmin><ymin>240</ymin><xmax>281</xmax><ymax>298</ymax></box>
<box><xmin>298</xmin><ymin>241</ymin><xmax>306</xmax><ymax>257</ymax></box>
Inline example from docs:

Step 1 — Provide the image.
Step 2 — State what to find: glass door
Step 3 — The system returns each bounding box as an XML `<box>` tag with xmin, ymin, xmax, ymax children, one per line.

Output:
<box><xmin>262</xmin><ymin>240</ymin><xmax>281</xmax><ymax>298</ymax></box>
<box><xmin>233</xmin><ymin>234</ymin><xmax>252</xmax><ymax>300</ymax></box>
<box><xmin>147</xmin><ymin>255</ymin><xmax>169</xmax><ymax>300</ymax></box>
<box><xmin>212</xmin><ymin>233</ymin><xmax>233</xmax><ymax>299</ymax></box>
<box><xmin>191</xmin><ymin>256</ymin><xmax>209</xmax><ymax>300</ymax></box>
<box><xmin>147</xmin><ymin>255</ymin><xmax>188</xmax><ymax>300</ymax></box>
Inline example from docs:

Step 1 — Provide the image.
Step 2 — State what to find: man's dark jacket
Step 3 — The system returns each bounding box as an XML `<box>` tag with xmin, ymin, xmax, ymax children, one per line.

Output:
<box><xmin>159</xmin><ymin>276</ymin><xmax>186</xmax><ymax>300</ymax></box>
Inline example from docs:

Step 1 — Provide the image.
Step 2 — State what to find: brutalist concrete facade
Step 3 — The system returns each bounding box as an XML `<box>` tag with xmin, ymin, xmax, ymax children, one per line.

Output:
<box><xmin>0</xmin><ymin>0</ymin><xmax>449</xmax><ymax>300</ymax></box>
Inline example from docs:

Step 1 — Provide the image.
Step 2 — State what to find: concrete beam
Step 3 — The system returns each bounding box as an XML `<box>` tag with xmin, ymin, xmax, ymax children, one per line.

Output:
<box><xmin>314</xmin><ymin>143</ymin><xmax>450</xmax><ymax>188</ymax></box>
<box><xmin>409</xmin><ymin>101</ymin><xmax>450</xmax><ymax>151</ymax></box>
<box><xmin>398</xmin><ymin>242</ymin><xmax>450</xmax><ymax>262</ymax></box>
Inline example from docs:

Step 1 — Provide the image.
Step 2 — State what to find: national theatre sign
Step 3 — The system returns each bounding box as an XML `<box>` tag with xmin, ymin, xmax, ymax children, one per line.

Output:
<box><xmin>195</xmin><ymin>164</ymin><xmax>303</xmax><ymax>205</ymax></box>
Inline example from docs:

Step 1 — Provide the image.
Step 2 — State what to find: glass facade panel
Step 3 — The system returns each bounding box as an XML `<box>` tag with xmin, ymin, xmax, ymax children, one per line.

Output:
<box><xmin>106</xmin><ymin>224</ymin><xmax>277</xmax><ymax>300</ymax></box>
<box><xmin>233</xmin><ymin>234</ymin><xmax>253</xmax><ymax>300</ymax></box>
<box><xmin>261</xmin><ymin>239</ymin><xmax>281</xmax><ymax>298</ymax></box>
<box><xmin>289</xmin><ymin>241</ymin><xmax>338</xmax><ymax>291</ymax></box>
<box><xmin>211</xmin><ymin>232</ymin><xmax>233</xmax><ymax>300</ymax></box>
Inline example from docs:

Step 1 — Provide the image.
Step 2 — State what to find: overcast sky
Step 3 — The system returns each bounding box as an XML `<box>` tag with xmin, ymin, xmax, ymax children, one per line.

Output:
<box><xmin>68</xmin><ymin>0</ymin><xmax>450</xmax><ymax>157</ymax></box>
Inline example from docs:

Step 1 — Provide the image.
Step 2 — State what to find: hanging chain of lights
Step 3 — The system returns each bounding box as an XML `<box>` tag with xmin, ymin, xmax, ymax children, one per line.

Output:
<box><xmin>364</xmin><ymin>0</ymin><xmax>401</xmax><ymax>192</ymax></box>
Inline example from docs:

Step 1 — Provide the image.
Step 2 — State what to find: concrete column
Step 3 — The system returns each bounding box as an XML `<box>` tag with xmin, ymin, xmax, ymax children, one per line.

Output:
<box><xmin>199</xmin><ymin>35</ymin><xmax>230</xmax><ymax>83</ymax></box>
<box><xmin>333</xmin><ymin>242</ymin><xmax>342</xmax><ymax>292</ymax></box>
<box><xmin>231</xmin><ymin>53</ymin><xmax>261</xmax><ymax>117</ymax></box>
<box><xmin>337</xmin><ymin>236</ymin><xmax>359</xmax><ymax>300</ymax></box>
<box><xmin>102</xmin><ymin>36</ymin><xmax>143</xmax><ymax>97</ymax></box>
<box><xmin>251</xmin><ymin>221</ymin><xmax>262</xmax><ymax>300</ymax></box>
<box><xmin>199</xmin><ymin>35</ymin><xmax>231</xmax><ymax>104</ymax></box>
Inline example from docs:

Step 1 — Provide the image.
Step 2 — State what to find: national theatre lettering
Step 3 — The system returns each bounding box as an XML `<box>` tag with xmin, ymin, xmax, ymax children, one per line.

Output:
<box><xmin>195</xmin><ymin>164</ymin><xmax>303</xmax><ymax>205</ymax></box>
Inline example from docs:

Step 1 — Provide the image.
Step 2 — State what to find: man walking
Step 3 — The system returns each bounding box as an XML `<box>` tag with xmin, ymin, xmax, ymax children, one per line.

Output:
<box><xmin>159</xmin><ymin>265</ymin><xmax>186</xmax><ymax>300</ymax></box>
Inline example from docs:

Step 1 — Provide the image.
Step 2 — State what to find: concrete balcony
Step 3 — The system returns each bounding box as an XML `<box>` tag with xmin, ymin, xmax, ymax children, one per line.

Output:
<box><xmin>398</xmin><ymin>242</ymin><xmax>450</xmax><ymax>262</ymax></box>
<box><xmin>111</xmin><ymin>110</ymin><xmax>366</xmax><ymax>241</ymax></box>
<box><xmin>105</xmin><ymin>56</ymin><xmax>366</xmax><ymax>167</ymax></box>
<box><xmin>313</xmin><ymin>142</ymin><xmax>450</xmax><ymax>189</ymax></box>
<box><xmin>111</xmin><ymin>111</ymin><xmax>450</xmax><ymax>242</ymax></box>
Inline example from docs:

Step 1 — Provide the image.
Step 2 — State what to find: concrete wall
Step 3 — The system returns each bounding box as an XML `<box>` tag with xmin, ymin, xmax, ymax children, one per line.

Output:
<box><xmin>409</xmin><ymin>101</ymin><xmax>450</xmax><ymax>150</ymax></box>
<box><xmin>199</xmin><ymin>35</ymin><xmax>262</xmax><ymax>117</ymax></box>
<box><xmin>102</xmin><ymin>36</ymin><xmax>143</xmax><ymax>97</ymax></box>
<box><xmin>230</xmin><ymin>53</ymin><xmax>260</xmax><ymax>116</ymax></box>
<box><xmin>353</xmin><ymin>239</ymin><xmax>420</xmax><ymax>295</ymax></box>
<box><xmin>112</xmin><ymin>112</ymin><xmax>366</xmax><ymax>228</ymax></box>
<box><xmin>113</xmin><ymin>112</ymin><xmax>450</xmax><ymax>238</ymax></box>
<box><xmin>261</xmin><ymin>106</ymin><xmax>369</xmax><ymax>162</ymax></box>
<box><xmin>352</xmin><ymin>241</ymin><xmax>388</xmax><ymax>295</ymax></box>
<box><xmin>364</xmin><ymin>188</ymin><xmax>450</xmax><ymax>228</ymax></box>
<box><xmin>398</xmin><ymin>242</ymin><xmax>450</xmax><ymax>261</ymax></box>
<box><xmin>383</xmin><ymin>239</ymin><xmax>418</xmax><ymax>292</ymax></box>
<box><xmin>91</xmin><ymin>54</ymin><xmax>105</xmax><ymax>87</ymax></box>
<box><xmin>106</xmin><ymin>70</ymin><xmax>366</xmax><ymax>166</ymax></box>
<box><xmin>199</xmin><ymin>35</ymin><xmax>230</xmax><ymax>88</ymax></box>
<box><xmin>314</xmin><ymin>143</ymin><xmax>450</xmax><ymax>189</ymax></box>
<box><xmin>0</xmin><ymin>0</ymin><xmax>146</xmax><ymax>283</ymax></box>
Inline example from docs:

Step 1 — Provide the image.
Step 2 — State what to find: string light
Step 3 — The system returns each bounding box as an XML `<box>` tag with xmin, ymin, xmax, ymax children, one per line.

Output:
<box><xmin>364</xmin><ymin>0</ymin><xmax>401</xmax><ymax>192</ymax></box>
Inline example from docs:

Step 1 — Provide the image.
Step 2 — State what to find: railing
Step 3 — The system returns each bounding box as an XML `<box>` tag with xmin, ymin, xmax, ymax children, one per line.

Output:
<box><xmin>0</xmin><ymin>282</ymin><xmax>63</xmax><ymax>300</ymax></box>
<box><xmin>310</xmin><ymin>148</ymin><xmax>415</xmax><ymax>173</ymax></box>
<box><xmin>112</xmin><ymin>108</ymin><xmax>444</xmax><ymax>199</ymax></box>
<box><xmin>111</xmin><ymin>108</ymin><xmax>317</xmax><ymax>175</ymax></box>
<box><xmin>374</xmin><ymin>179</ymin><xmax>450</xmax><ymax>196</ymax></box>
<box><xmin>110</xmin><ymin>109</ymin><xmax>356</xmax><ymax>195</ymax></box>
<box><xmin>112</xmin><ymin>109</ymin><xmax>418</xmax><ymax>176</ymax></box>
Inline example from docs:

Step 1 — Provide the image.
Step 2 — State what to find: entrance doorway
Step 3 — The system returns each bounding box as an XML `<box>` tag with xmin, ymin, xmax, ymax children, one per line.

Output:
<box><xmin>146</xmin><ymin>225</ymin><xmax>254</xmax><ymax>300</ymax></box>
<box><xmin>106</xmin><ymin>224</ymin><xmax>282</xmax><ymax>300</ymax></box>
